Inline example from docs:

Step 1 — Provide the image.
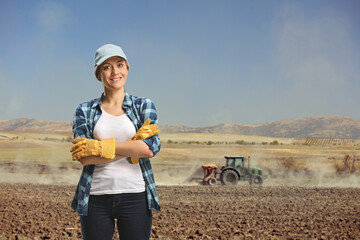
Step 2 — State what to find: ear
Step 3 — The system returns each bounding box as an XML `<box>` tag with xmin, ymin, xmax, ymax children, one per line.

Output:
<box><xmin>96</xmin><ymin>70</ymin><xmax>102</xmax><ymax>81</ymax></box>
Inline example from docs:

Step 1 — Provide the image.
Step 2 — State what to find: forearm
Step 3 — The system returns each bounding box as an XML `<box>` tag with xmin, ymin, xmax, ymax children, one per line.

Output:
<box><xmin>115</xmin><ymin>140</ymin><xmax>153</xmax><ymax>158</ymax></box>
<box><xmin>80</xmin><ymin>155</ymin><xmax>124</xmax><ymax>166</ymax></box>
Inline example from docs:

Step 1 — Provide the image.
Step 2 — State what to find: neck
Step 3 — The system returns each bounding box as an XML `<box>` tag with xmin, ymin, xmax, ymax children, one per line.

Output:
<box><xmin>102</xmin><ymin>88</ymin><xmax>125</xmax><ymax>105</ymax></box>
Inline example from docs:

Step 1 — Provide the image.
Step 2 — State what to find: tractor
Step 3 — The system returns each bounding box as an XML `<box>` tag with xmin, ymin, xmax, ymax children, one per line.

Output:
<box><xmin>220</xmin><ymin>156</ymin><xmax>267</xmax><ymax>185</ymax></box>
<box><xmin>187</xmin><ymin>156</ymin><xmax>267</xmax><ymax>186</ymax></box>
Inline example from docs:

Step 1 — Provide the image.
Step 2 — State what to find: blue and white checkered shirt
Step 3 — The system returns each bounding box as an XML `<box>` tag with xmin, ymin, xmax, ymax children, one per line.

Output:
<box><xmin>71</xmin><ymin>92</ymin><xmax>161</xmax><ymax>215</ymax></box>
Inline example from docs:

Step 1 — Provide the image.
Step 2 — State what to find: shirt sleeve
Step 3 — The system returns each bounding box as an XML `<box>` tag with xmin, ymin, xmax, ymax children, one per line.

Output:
<box><xmin>140</xmin><ymin>98</ymin><xmax>161</xmax><ymax>157</ymax></box>
<box><xmin>72</xmin><ymin>104</ymin><xmax>92</xmax><ymax>139</ymax></box>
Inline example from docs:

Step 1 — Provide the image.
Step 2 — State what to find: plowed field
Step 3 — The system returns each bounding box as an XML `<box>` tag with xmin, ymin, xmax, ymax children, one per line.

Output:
<box><xmin>1</xmin><ymin>183</ymin><xmax>359</xmax><ymax>239</ymax></box>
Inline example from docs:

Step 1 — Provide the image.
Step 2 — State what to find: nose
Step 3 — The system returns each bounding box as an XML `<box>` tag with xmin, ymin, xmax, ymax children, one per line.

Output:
<box><xmin>111</xmin><ymin>67</ymin><xmax>119</xmax><ymax>76</ymax></box>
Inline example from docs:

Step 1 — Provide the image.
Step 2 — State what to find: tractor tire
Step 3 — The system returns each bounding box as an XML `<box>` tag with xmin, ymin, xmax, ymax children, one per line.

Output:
<box><xmin>250</xmin><ymin>174</ymin><xmax>263</xmax><ymax>186</ymax></box>
<box><xmin>209</xmin><ymin>178</ymin><xmax>217</xmax><ymax>185</ymax></box>
<box><xmin>220</xmin><ymin>169</ymin><xmax>239</xmax><ymax>185</ymax></box>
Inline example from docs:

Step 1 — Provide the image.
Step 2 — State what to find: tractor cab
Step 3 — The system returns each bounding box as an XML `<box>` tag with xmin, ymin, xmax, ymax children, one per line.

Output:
<box><xmin>224</xmin><ymin>156</ymin><xmax>246</xmax><ymax>169</ymax></box>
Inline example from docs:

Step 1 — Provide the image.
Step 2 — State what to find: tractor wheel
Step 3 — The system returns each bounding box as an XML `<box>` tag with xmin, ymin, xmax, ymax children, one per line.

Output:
<box><xmin>220</xmin><ymin>169</ymin><xmax>239</xmax><ymax>185</ymax></box>
<box><xmin>208</xmin><ymin>178</ymin><xmax>217</xmax><ymax>185</ymax></box>
<box><xmin>250</xmin><ymin>174</ymin><xmax>263</xmax><ymax>186</ymax></box>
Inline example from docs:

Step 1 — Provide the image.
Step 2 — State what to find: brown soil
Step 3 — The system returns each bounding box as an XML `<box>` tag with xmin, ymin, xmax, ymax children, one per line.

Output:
<box><xmin>1</xmin><ymin>184</ymin><xmax>359</xmax><ymax>239</ymax></box>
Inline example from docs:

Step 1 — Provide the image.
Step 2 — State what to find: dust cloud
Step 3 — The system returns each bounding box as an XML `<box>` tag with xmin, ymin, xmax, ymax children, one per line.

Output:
<box><xmin>1</xmin><ymin>156</ymin><xmax>359</xmax><ymax>188</ymax></box>
<box><xmin>154</xmin><ymin>159</ymin><xmax>206</xmax><ymax>186</ymax></box>
<box><xmin>154</xmin><ymin>154</ymin><xmax>360</xmax><ymax>188</ymax></box>
<box><xmin>0</xmin><ymin>157</ymin><xmax>81</xmax><ymax>185</ymax></box>
<box><xmin>263</xmin><ymin>167</ymin><xmax>360</xmax><ymax>188</ymax></box>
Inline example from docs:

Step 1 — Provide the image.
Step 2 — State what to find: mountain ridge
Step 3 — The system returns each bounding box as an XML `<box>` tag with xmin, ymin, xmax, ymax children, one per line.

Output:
<box><xmin>0</xmin><ymin>115</ymin><xmax>359</xmax><ymax>139</ymax></box>
<box><xmin>160</xmin><ymin>115</ymin><xmax>360</xmax><ymax>139</ymax></box>
<box><xmin>0</xmin><ymin>118</ymin><xmax>72</xmax><ymax>132</ymax></box>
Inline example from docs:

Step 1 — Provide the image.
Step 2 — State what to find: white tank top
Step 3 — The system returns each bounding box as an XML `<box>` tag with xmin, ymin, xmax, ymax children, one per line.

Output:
<box><xmin>90</xmin><ymin>108</ymin><xmax>145</xmax><ymax>195</ymax></box>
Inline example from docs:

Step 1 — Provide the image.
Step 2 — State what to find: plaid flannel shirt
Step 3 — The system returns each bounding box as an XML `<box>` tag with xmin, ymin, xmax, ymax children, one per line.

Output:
<box><xmin>71</xmin><ymin>92</ymin><xmax>161</xmax><ymax>216</ymax></box>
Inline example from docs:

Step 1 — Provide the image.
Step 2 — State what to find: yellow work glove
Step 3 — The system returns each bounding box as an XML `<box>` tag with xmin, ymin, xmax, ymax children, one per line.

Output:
<box><xmin>130</xmin><ymin>119</ymin><xmax>160</xmax><ymax>164</ymax></box>
<box><xmin>70</xmin><ymin>138</ymin><xmax>116</xmax><ymax>161</ymax></box>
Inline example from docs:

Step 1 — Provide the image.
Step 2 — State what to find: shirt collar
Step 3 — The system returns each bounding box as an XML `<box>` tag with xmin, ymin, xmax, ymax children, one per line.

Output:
<box><xmin>91</xmin><ymin>91</ymin><xmax>132</xmax><ymax>109</ymax></box>
<box><xmin>91</xmin><ymin>94</ymin><xmax>103</xmax><ymax>109</ymax></box>
<box><xmin>123</xmin><ymin>91</ymin><xmax>133</xmax><ymax>109</ymax></box>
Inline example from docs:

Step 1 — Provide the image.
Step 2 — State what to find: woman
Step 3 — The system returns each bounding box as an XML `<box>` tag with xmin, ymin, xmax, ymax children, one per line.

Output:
<box><xmin>70</xmin><ymin>44</ymin><xmax>161</xmax><ymax>240</ymax></box>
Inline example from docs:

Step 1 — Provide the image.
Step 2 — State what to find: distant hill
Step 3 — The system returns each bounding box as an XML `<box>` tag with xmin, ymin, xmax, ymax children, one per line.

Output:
<box><xmin>1</xmin><ymin>115</ymin><xmax>360</xmax><ymax>139</ymax></box>
<box><xmin>0</xmin><ymin>118</ymin><xmax>72</xmax><ymax>132</ymax></box>
<box><xmin>160</xmin><ymin>116</ymin><xmax>360</xmax><ymax>139</ymax></box>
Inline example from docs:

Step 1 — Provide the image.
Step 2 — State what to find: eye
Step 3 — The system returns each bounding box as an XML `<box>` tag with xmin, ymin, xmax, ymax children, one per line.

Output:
<box><xmin>118</xmin><ymin>63</ymin><xmax>124</xmax><ymax>68</ymax></box>
<box><xmin>103</xmin><ymin>65</ymin><xmax>111</xmax><ymax>71</ymax></box>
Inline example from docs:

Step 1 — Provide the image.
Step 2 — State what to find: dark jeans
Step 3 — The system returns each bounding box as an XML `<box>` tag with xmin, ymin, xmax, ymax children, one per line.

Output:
<box><xmin>80</xmin><ymin>192</ymin><xmax>152</xmax><ymax>240</ymax></box>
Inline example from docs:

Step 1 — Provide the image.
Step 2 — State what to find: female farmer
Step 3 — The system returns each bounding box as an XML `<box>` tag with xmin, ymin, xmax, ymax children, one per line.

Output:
<box><xmin>70</xmin><ymin>44</ymin><xmax>161</xmax><ymax>240</ymax></box>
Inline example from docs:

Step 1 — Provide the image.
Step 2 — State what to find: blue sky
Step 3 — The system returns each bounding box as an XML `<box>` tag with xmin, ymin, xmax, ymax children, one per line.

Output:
<box><xmin>1</xmin><ymin>0</ymin><xmax>359</xmax><ymax>127</ymax></box>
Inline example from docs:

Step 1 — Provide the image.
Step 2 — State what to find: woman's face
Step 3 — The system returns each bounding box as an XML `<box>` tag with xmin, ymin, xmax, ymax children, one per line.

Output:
<box><xmin>98</xmin><ymin>56</ymin><xmax>129</xmax><ymax>91</ymax></box>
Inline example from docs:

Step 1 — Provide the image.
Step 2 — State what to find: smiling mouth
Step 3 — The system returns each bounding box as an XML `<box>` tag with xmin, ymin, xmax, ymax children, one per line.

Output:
<box><xmin>110</xmin><ymin>77</ymin><xmax>122</xmax><ymax>82</ymax></box>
